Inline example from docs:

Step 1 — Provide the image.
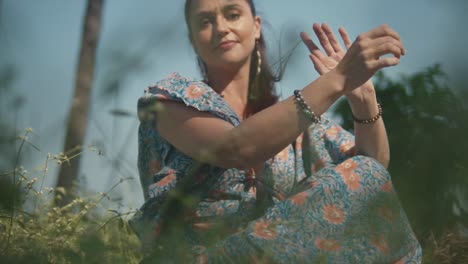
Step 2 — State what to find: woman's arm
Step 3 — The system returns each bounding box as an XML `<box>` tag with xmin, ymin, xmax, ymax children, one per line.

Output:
<box><xmin>156</xmin><ymin>24</ymin><xmax>403</xmax><ymax>169</ymax></box>
<box><xmin>156</xmin><ymin>71</ymin><xmax>343</xmax><ymax>169</ymax></box>
<box><xmin>301</xmin><ymin>23</ymin><xmax>401</xmax><ymax>167</ymax></box>
<box><xmin>347</xmin><ymin>83</ymin><xmax>390</xmax><ymax>168</ymax></box>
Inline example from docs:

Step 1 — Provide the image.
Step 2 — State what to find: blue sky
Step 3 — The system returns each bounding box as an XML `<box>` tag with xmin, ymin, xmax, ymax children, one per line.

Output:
<box><xmin>1</xmin><ymin>0</ymin><xmax>467</xmax><ymax>208</ymax></box>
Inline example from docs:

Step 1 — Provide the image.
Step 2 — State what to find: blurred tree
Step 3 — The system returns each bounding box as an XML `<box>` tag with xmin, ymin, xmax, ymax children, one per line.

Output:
<box><xmin>333</xmin><ymin>64</ymin><xmax>468</xmax><ymax>240</ymax></box>
<box><xmin>0</xmin><ymin>65</ymin><xmax>18</xmax><ymax>168</ymax></box>
<box><xmin>0</xmin><ymin>65</ymin><xmax>22</xmax><ymax>213</ymax></box>
<box><xmin>55</xmin><ymin>0</ymin><xmax>104</xmax><ymax>206</ymax></box>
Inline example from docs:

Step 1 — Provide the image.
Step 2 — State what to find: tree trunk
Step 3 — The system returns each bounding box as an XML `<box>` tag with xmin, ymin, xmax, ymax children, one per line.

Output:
<box><xmin>55</xmin><ymin>0</ymin><xmax>104</xmax><ymax>206</ymax></box>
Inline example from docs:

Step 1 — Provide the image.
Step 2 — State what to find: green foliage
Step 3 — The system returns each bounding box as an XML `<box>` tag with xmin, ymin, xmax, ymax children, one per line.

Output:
<box><xmin>333</xmin><ymin>64</ymin><xmax>468</xmax><ymax>238</ymax></box>
<box><xmin>0</xmin><ymin>131</ymin><xmax>143</xmax><ymax>263</ymax></box>
<box><xmin>0</xmin><ymin>194</ymin><xmax>142</xmax><ymax>263</ymax></box>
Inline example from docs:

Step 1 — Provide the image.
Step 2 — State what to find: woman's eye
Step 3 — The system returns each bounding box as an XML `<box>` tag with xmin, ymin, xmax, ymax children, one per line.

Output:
<box><xmin>200</xmin><ymin>18</ymin><xmax>212</xmax><ymax>27</ymax></box>
<box><xmin>227</xmin><ymin>13</ymin><xmax>240</xmax><ymax>20</ymax></box>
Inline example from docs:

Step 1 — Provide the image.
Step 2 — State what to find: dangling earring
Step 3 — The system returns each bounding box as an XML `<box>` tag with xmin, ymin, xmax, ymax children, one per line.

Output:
<box><xmin>197</xmin><ymin>56</ymin><xmax>209</xmax><ymax>84</ymax></box>
<box><xmin>256</xmin><ymin>44</ymin><xmax>262</xmax><ymax>77</ymax></box>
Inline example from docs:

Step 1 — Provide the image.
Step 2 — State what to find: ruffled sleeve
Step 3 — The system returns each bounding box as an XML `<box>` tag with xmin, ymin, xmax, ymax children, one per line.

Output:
<box><xmin>137</xmin><ymin>72</ymin><xmax>240</xmax><ymax>201</ymax></box>
<box><xmin>137</xmin><ymin>72</ymin><xmax>240</xmax><ymax>126</ymax></box>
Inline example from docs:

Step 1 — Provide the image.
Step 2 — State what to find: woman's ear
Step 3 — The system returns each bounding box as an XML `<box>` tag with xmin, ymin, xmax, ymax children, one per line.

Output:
<box><xmin>254</xmin><ymin>16</ymin><xmax>262</xmax><ymax>39</ymax></box>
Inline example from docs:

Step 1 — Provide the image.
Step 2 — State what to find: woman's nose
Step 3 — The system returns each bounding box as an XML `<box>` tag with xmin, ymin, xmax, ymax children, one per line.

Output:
<box><xmin>214</xmin><ymin>17</ymin><xmax>229</xmax><ymax>37</ymax></box>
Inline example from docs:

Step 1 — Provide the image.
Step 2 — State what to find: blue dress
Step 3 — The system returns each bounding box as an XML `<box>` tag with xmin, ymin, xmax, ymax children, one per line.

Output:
<box><xmin>130</xmin><ymin>73</ymin><xmax>422</xmax><ymax>263</ymax></box>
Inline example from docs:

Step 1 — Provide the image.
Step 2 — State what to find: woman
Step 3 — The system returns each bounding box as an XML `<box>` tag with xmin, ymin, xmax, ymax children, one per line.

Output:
<box><xmin>131</xmin><ymin>0</ymin><xmax>422</xmax><ymax>262</ymax></box>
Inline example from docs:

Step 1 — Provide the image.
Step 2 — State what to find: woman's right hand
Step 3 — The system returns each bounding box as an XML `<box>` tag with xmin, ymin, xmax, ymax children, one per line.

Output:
<box><xmin>333</xmin><ymin>24</ymin><xmax>405</xmax><ymax>93</ymax></box>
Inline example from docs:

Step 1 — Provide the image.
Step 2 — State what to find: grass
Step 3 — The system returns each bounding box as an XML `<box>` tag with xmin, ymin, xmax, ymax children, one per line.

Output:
<box><xmin>0</xmin><ymin>128</ymin><xmax>142</xmax><ymax>263</ymax></box>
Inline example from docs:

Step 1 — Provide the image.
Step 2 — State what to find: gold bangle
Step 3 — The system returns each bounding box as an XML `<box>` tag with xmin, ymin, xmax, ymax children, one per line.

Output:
<box><xmin>352</xmin><ymin>103</ymin><xmax>382</xmax><ymax>124</ymax></box>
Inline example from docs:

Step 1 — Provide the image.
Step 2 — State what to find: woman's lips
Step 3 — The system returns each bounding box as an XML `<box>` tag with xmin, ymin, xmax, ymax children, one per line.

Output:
<box><xmin>217</xmin><ymin>41</ymin><xmax>237</xmax><ymax>50</ymax></box>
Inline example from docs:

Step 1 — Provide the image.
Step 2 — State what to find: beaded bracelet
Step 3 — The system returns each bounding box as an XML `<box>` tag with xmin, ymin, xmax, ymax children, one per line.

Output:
<box><xmin>293</xmin><ymin>90</ymin><xmax>321</xmax><ymax>124</ymax></box>
<box><xmin>352</xmin><ymin>103</ymin><xmax>382</xmax><ymax>124</ymax></box>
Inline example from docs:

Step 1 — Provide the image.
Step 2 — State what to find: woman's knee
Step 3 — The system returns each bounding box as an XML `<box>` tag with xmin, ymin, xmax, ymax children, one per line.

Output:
<box><xmin>352</xmin><ymin>155</ymin><xmax>387</xmax><ymax>170</ymax></box>
<box><xmin>344</xmin><ymin>155</ymin><xmax>391</xmax><ymax>182</ymax></box>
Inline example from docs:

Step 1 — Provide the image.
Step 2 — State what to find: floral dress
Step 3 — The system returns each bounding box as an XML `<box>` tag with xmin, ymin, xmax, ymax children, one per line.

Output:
<box><xmin>130</xmin><ymin>73</ymin><xmax>422</xmax><ymax>263</ymax></box>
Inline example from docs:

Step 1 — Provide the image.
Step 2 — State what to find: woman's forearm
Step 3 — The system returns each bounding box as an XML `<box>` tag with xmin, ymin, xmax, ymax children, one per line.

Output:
<box><xmin>213</xmin><ymin>70</ymin><xmax>345</xmax><ymax>168</ymax></box>
<box><xmin>347</xmin><ymin>88</ymin><xmax>390</xmax><ymax>168</ymax></box>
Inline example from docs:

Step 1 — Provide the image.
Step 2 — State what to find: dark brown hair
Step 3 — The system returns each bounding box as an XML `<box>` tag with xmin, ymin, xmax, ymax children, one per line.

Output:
<box><xmin>184</xmin><ymin>0</ymin><xmax>279</xmax><ymax>118</ymax></box>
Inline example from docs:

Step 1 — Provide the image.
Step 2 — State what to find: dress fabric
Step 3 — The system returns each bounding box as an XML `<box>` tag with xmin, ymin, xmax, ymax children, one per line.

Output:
<box><xmin>131</xmin><ymin>72</ymin><xmax>422</xmax><ymax>263</ymax></box>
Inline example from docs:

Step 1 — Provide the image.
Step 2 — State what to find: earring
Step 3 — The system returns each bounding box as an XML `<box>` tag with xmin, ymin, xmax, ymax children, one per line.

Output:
<box><xmin>256</xmin><ymin>44</ymin><xmax>262</xmax><ymax>77</ymax></box>
<box><xmin>249</xmin><ymin>42</ymin><xmax>262</xmax><ymax>101</ymax></box>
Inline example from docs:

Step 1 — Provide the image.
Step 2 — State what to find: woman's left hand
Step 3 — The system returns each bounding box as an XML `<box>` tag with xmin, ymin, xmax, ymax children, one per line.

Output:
<box><xmin>301</xmin><ymin>23</ymin><xmax>376</xmax><ymax>102</ymax></box>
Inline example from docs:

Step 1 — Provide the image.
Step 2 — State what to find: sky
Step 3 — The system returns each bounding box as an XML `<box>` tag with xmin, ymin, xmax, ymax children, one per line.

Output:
<box><xmin>1</xmin><ymin>0</ymin><xmax>467</xmax><ymax>209</ymax></box>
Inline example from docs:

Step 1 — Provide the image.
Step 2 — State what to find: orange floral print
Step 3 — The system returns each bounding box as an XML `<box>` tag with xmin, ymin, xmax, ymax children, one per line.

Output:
<box><xmin>343</xmin><ymin>173</ymin><xmax>361</xmax><ymax>191</ymax></box>
<box><xmin>325</xmin><ymin>126</ymin><xmax>341</xmax><ymax>140</ymax></box>
<box><xmin>323</xmin><ymin>204</ymin><xmax>346</xmax><ymax>225</ymax></box>
<box><xmin>186</xmin><ymin>84</ymin><xmax>204</xmax><ymax>99</ymax></box>
<box><xmin>253</xmin><ymin>219</ymin><xmax>278</xmax><ymax>240</ymax></box>
<box><xmin>148</xmin><ymin>159</ymin><xmax>161</xmax><ymax>175</ymax></box>
<box><xmin>340</xmin><ymin>141</ymin><xmax>356</xmax><ymax>156</ymax></box>
<box><xmin>381</xmin><ymin>181</ymin><xmax>394</xmax><ymax>193</ymax></box>
<box><xmin>337</xmin><ymin>159</ymin><xmax>358</xmax><ymax>173</ymax></box>
<box><xmin>337</xmin><ymin>160</ymin><xmax>361</xmax><ymax>191</ymax></box>
<box><xmin>290</xmin><ymin>191</ymin><xmax>309</xmax><ymax>205</ymax></box>
<box><xmin>155</xmin><ymin>173</ymin><xmax>176</xmax><ymax>187</ymax></box>
<box><xmin>315</xmin><ymin>238</ymin><xmax>342</xmax><ymax>251</ymax></box>
<box><xmin>371</xmin><ymin>235</ymin><xmax>390</xmax><ymax>255</ymax></box>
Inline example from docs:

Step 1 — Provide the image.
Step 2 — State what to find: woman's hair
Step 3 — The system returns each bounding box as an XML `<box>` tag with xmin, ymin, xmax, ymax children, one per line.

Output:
<box><xmin>184</xmin><ymin>0</ymin><xmax>279</xmax><ymax>118</ymax></box>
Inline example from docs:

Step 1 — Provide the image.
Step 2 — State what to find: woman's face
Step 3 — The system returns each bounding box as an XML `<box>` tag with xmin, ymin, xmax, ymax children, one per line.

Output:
<box><xmin>188</xmin><ymin>0</ymin><xmax>261</xmax><ymax>71</ymax></box>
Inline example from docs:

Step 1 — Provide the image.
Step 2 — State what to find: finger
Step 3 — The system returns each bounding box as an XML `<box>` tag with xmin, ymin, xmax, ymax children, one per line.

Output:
<box><xmin>358</xmin><ymin>24</ymin><xmax>406</xmax><ymax>55</ymax></box>
<box><xmin>368</xmin><ymin>56</ymin><xmax>401</xmax><ymax>71</ymax></box>
<box><xmin>366</xmin><ymin>42</ymin><xmax>403</xmax><ymax>60</ymax></box>
<box><xmin>321</xmin><ymin>23</ymin><xmax>344</xmax><ymax>53</ymax></box>
<box><xmin>360</xmin><ymin>24</ymin><xmax>401</xmax><ymax>41</ymax></box>
<box><xmin>338</xmin><ymin>27</ymin><xmax>353</xmax><ymax>49</ymax></box>
<box><xmin>313</xmin><ymin>23</ymin><xmax>334</xmax><ymax>56</ymax></box>
<box><xmin>300</xmin><ymin>31</ymin><xmax>320</xmax><ymax>53</ymax></box>
<box><xmin>367</xmin><ymin>36</ymin><xmax>405</xmax><ymax>58</ymax></box>
<box><xmin>300</xmin><ymin>31</ymin><xmax>329</xmax><ymax>62</ymax></box>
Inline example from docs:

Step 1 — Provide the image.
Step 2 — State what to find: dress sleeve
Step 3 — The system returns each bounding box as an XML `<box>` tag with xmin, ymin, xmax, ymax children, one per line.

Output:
<box><xmin>136</xmin><ymin>73</ymin><xmax>240</xmax><ymax>200</ymax></box>
<box><xmin>137</xmin><ymin>72</ymin><xmax>241</xmax><ymax>126</ymax></box>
